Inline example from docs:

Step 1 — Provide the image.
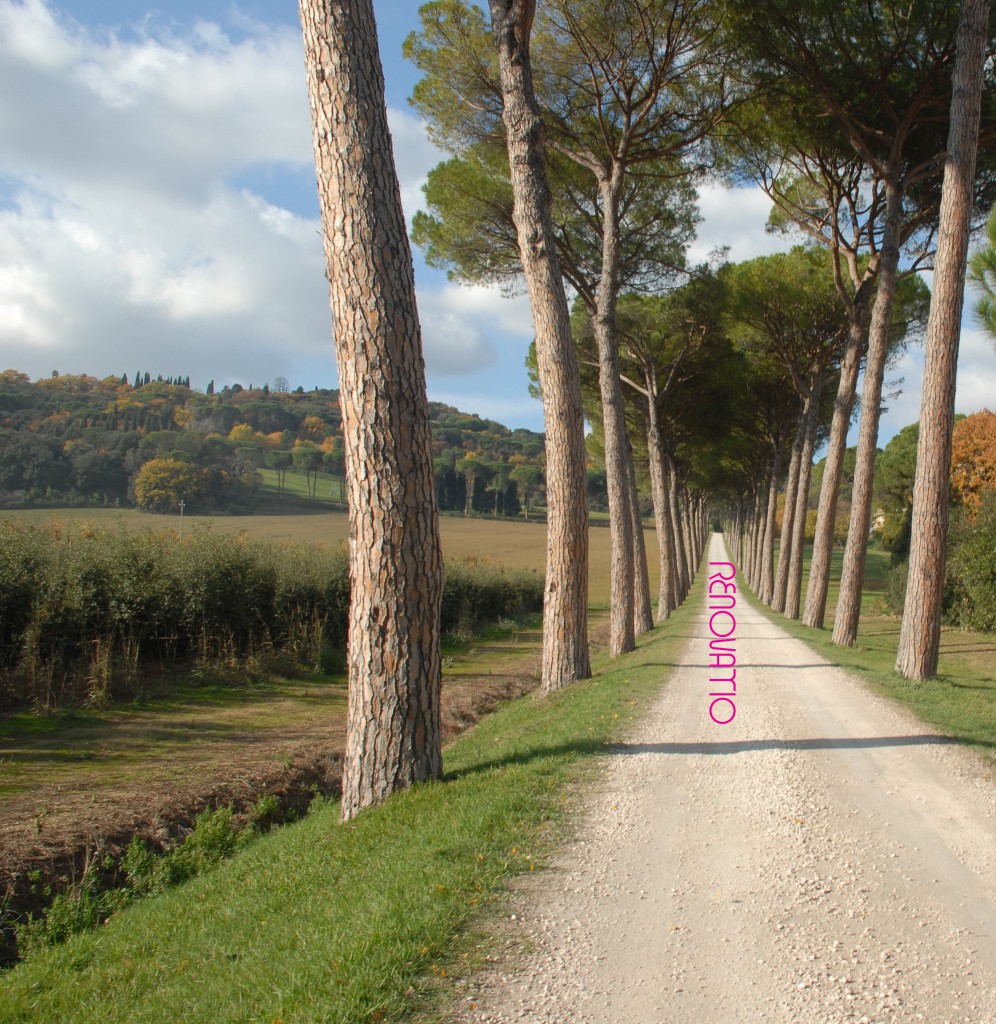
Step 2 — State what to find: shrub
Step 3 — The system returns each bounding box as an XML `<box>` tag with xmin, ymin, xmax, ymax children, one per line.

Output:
<box><xmin>946</xmin><ymin>494</ymin><xmax>996</xmax><ymax>631</ymax></box>
<box><xmin>441</xmin><ymin>559</ymin><xmax>544</xmax><ymax>634</ymax></box>
<box><xmin>15</xmin><ymin>862</ymin><xmax>131</xmax><ymax>958</ymax></box>
<box><xmin>0</xmin><ymin>518</ymin><xmax>545</xmax><ymax>710</ymax></box>
<box><xmin>123</xmin><ymin>806</ymin><xmax>254</xmax><ymax>896</ymax></box>
<box><xmin>882</xmin><ymin>495</ymin><xmax>996</xmax><ymax>633</ymax></box>
<box><xmin>882</xmin><ymin>558</ymin><xmax>908</xmax><ymax>616</ymax></box>
<box><xmin>17</xmin><ymin>804</ymin><xmax>263</xmax><ymax>960</ymax></box>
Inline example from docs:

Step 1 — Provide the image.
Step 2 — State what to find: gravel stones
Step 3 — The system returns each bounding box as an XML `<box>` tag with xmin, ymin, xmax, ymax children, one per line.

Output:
<box><xmin>449</xmin><ymin>535</ymin><xmax>996</xmax><ymax>1024</ymax></box>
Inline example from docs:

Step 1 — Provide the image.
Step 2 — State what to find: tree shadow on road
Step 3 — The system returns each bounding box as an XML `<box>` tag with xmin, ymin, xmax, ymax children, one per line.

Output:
<box><xmin>634</xmin><ymin>662</ymin><xmax>837</xmax><ymax>671</ymax></box>
<box><xmin>608</xmin><ymin>735</ymin><xmax>957</xmax><ymax>755</ymax></box>
<box><xmin>443</xmin><ymin>734</ymin><xmax>958</xmax><ymax>783</ymax></box>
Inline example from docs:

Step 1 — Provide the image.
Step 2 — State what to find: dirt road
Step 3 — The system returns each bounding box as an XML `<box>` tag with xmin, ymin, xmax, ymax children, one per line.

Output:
<box><xmin>454</xmin><ymin>534</ymin><xmax>996</xmax><ymax>1024</ymax></box>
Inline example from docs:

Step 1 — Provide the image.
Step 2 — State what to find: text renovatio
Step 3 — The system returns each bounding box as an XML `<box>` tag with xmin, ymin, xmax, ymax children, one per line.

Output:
<box><xmin>707</xmin><ymin>561</ymin><xmax>737</xmax><ymax>724</ymax></box>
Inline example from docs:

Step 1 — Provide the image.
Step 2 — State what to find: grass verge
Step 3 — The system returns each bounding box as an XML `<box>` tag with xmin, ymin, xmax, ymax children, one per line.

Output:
<box><xmin>741</xmin><ymin>542</ymin><xmax>996</xmax><ymax>760</ymax></box>
<box><xmin>0</xmin><ymin>585</ymin><xmax>702</xmax><ymax>1024</ymax></box>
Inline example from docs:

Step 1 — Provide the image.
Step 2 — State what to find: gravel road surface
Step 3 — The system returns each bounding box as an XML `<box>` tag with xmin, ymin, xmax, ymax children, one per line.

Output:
<box><xmin>452</xmin><ymin>534</ymin><xmax>996</xmax><ymax>1024</ymax></box>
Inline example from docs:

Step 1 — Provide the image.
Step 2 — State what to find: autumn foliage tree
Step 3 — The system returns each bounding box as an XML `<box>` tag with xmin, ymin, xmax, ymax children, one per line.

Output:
<box><xmin>950</xmin><ymin>409</ymin><xmax>996</xmax><ymax>513</ymax></box>
<box><xmin>133</xmin><ymin>458</ymin><xmax>204</xmax><ymax>514</ymax></box>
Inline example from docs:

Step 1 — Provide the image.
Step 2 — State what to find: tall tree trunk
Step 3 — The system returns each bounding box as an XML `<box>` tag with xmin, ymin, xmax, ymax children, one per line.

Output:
<box><xmin>667</xmin><ymin>455</ymin><xmax>689</xmax><ymax>601</ymax></box>
<box><xmin>747</xmin><ymin>484</ymin><xmax>764</xmax><ymax>590</ymax></box>
<box><xmin>752</xmin><ymin>478</ymin><xmax>769</xmax><ymax>590</ymax></box>
<box><xmin>759</xmin><ymin>437</ymin><xmax>784</xmax><ymax>605</ymax></box>
<box><xmin>300</xmin><ymin>0</ymin><xmax>443</xmax><ymax>820</ymax></box>
<box><xmin>681</xmin><ymin>492</ymin><xmax>696</xmax><ymax>578</ymax></box>
<box><xmin>772</xmin><ymin>405</ymin><xmax>806</xmax><ymax>612</ymax></box>
<box><xmin>627</xmin><ymin>441</ymin><xmax>653</xmax><ymax>636</ymax></box>
<box><xmin>695</xmin><ymin>497</ymin><xmax>707</xmax><ymax>567</ymax></box>
<box><xmin>742</xmin><ymin>490</ymin><xmax>756</xmax><ymax>585</ymax></box>
<box><xmin>786</xmin><ymin>370</ymin><xmax>824</xmax><ymax>619</ymax></box>
<box><xmin>833</xmin><ymin>175</ymin><xmax>904</xmax><ymax>647</ymax></box>
<box><xmin>897</xmin><ymin>0</ymin><xmax>990</xmax><ymax>679</ymax></box>
<box><xmin>645</xmin><ymin>385</ymin><xmax>677</xmax><ymax>620</ymax></box>
<box><xmin>803</xmin><ymin>296</ymin><xmax>868</xmax><ymax>627</ymax></box>
<box><xmin>592</xmin><ymin>170</ymin><xmax>636</xmax><ymax>656</ymax></box>
<box><xmin>745</xmin><ymin>505</ymin><xmax>753</xmax><ymax>573</ymax></box>
<box><xmin>489</xmin><ymin>0</ymin><xmax>591</xmax><ymax>690</ymax></box>
<box><xmin>690</xmin><ymin>497</ymin><xmax>703</xmax><ymax>570</ymax></box>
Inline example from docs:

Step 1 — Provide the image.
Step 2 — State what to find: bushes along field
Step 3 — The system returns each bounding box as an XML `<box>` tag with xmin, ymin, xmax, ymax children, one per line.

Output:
<box><xmin>0</xmin><ymin>517</ymin><xmax>543</xmax><ymax>710</ymax></box>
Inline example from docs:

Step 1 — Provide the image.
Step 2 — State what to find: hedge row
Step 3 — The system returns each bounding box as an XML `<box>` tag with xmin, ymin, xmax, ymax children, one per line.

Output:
<box><xmin>882</xmin><ymin>492</ymin><xmax>996</xmax><ymax>632</ymax></box>
<box><xmin>0</xmin><ymin>518</ymin><xmax>543</xmax><ymax>710</ymax></box>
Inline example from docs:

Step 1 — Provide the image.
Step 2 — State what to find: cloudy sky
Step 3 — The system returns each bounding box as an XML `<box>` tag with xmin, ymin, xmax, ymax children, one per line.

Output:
<box><xmin>0</xmin><ymin>0</ymin><xmax>992</xmax><ymax>442</ymax></box>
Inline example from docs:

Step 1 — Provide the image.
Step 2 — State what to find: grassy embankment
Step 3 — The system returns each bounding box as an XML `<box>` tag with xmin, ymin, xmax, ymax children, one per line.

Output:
<box><xmin>0</xmin><ymin>561</ymin><xmax>700</xmax><ymax>1024</ymax></box>
<box><xmin>0</xmin><ymin>508</ymin><xmax>656</xmax><ymax>971</ymax></box>
<box><xmin>742</xmin><ymin>541</ymin><xmax>996</xmax><ymax>758</ymax></box>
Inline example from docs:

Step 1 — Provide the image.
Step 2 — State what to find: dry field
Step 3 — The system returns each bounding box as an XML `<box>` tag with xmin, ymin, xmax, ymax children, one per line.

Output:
<box><xmin>5</xmin><ymin>506</ymin><xmax>661</xmax><ymax>608</ymax></box>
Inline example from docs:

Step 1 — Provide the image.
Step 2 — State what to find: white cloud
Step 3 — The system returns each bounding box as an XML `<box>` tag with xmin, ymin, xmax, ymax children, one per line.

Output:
<box><xmin>874</xmin><ymin>347</ymin><xmax>924</xmax><ymax>441</ymax></box>
<box><xmin>437</xmin><ymin>282</ymin><xmax>534</xmax><ymax>336</ymax></box>
<box><xmin>387</xmin><ymin>105</ymin><xmax>446</xmax><ymax>222</ymax></box>
<box><xmin>0</xmin><ymin>6</ymin><xmax>311</xmax><ymax>201</ymax></box>
<box><xmin>0</xmin><ymin>1</ymin><xmax>448</xmax><ymax>391</ymax></box>
<box><xmin>849</xmin><ymin>318</ymin><xmax>996</xmax><ymax>450</ymax></box>
<box><xmin>0</xmin><ymin>0</ymin><xmax>75</xmax><ymax>70</ymax></box>
<box><xmin>416</xmin><ymin>283</ymin><xmax>532</xmax><ymax>376</ymax></box>
<box><xmin>429</xmin><ymin>390</ymin><xmax>543</xmax><ymax>427</ymax></box>
<box><xmin>954</xmin><ymin>325</ymin><xmax>996</xmax><ymax>415</ymax></box>
<box><xmin>689</xmin><ymin>181</ymin><xmax>790</xmax><ymax>265</ymax></box>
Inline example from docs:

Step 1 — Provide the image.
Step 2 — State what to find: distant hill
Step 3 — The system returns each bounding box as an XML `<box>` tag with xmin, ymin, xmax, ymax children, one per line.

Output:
<box><xmin>0</xmin><ymin>368</ymin><xmax>579</xmax><ymax>515</ymax></box>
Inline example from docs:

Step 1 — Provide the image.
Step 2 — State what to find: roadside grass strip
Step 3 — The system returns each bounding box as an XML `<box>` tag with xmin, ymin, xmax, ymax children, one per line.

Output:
<box><xmin>741</xmin><ymin>544</ymin><xmax>996</xmax><ymax>760</ymax></box>
<box><xmin>0</xmin><ymin>584</ymin><xmax>702</xmax><ymax>1024</ymax></box>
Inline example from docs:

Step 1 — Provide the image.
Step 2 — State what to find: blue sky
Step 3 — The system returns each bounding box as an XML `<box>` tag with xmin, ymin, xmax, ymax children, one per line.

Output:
<box><xmin>0</xmin><ymin>0</ymin><xmax>992</xmax><ymax>441</ymax></box>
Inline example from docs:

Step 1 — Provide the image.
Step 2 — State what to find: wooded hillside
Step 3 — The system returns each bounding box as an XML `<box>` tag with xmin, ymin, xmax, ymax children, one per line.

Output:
<box><xmin>0</xmin><ymin>368</ymin><xmax>561</xmax><ymax>516</ymax></box>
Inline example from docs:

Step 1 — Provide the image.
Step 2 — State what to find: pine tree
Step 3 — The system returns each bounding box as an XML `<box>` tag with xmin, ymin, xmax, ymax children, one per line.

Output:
<box><xmin>300</xmin><ymin>0</ymin><xmax>445</xmax><ymax>818</ymax></box>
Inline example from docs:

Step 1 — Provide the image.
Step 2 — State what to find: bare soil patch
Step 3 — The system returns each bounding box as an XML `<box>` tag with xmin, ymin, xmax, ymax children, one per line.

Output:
<box><xmin>0</xmin><ymin>637</ymin><xmax>544</xmax><ymax>961</ymax></box>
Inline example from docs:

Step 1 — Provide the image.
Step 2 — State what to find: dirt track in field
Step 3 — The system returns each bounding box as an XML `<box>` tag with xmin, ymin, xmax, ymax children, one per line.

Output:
<box><xmin>450</xmin><ymin>534</ymin><xmax>996</xmax><ymax>1024</ymax></box>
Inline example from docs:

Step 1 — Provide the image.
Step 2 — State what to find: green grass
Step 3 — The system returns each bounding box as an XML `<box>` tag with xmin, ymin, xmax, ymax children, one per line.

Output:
<box><xmin>748</xmin><ymin>542</ymin><xmax>996</xmax><ymax>760</ymax></box>
<box><xmin>0</xmin><ymin>580</ymin><xmax>702</xmax><ymax>1024</ymax></box>
<box><xmin>257</xmin><ymin>467</ymin><xmax>347</xmax><ymax>505</ymax></box>
<box><xmin>0</xmin><ymin>675</ymin><xmax>348</xmax><ymax>800</ymax></box>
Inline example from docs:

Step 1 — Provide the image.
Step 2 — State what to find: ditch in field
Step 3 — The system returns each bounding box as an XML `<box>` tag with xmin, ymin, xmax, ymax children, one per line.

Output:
<box><xmin>0</xmin><ymin>613</ymin><xmax>556</xmax><ymax>966</ymax></box>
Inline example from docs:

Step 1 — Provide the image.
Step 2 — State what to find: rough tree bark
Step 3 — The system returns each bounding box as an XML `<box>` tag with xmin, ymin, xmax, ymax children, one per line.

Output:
<box><xmin>593</xmin><ymin>169</ymin><xmax>636</xmax><ymax>656</ymax></box>
<box><xmin>772</xmin><ymin>405</ymin><xmax>806</xmax><ymax>611</ymax></box>
<box><xmin>644</xmin><ymin>378</ymin><xmax>678</xmax><ymax>619</ymax></box>
<box><xmin>749</xmin><ymin>482</ymin><xmax>767</xmax><ymax>590</ymax></box>
<box><xmin>489</xmin><ymin>0</ymin><xmax>591</xmax><ymax>691</ymax></box>
<box><xmin>667</xmin><ymin>455</ymin><xmax>690</xmax><ymax>601</ymax></box>
<box><xmin>682</xmin><ymin>492</ymin><xmax>697</xmax><ymax>578</ymax></box>
<box><xmin>785</xmin><ymin>369</ymin><xmax>825</xmax><ymax>619</ymax></box>
<box><xmin>833</xmin><ymin>176</ymin><xmax>904</xmax><ymax>647</ymax></box>
<box><xmin>759</xmin><ymin>436</ymin><xmax>784</xmax><ymax>605</ymax></box>
<box><xmin>627</xmin><ymin>440</ymin><xmax>653</xmax><ymax>636</ymax></box>
<box><xmin>299</xmin><ymin>0</ymin><xmax>443</xmax><ymax>820</ymax></box>
<box><xmin>803</xmin><ymin>294</ymin><xmax>869</xmax><ymax>627</ymax></box>
<box><xmin>897</xmin><ymin>0</ymin><xmax>991</xmax><ymax>679</ymax></box>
